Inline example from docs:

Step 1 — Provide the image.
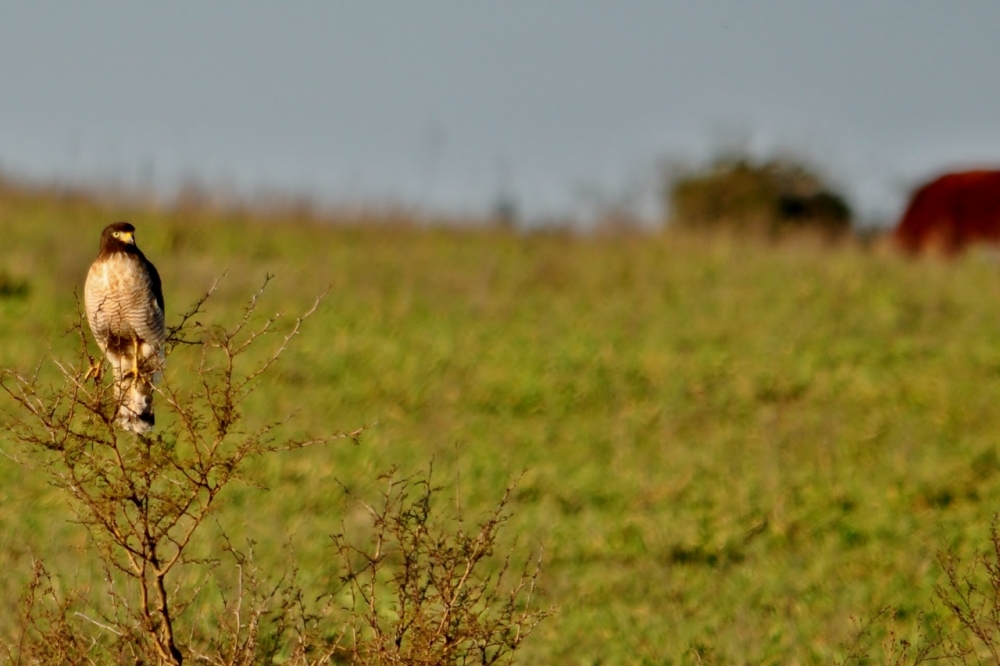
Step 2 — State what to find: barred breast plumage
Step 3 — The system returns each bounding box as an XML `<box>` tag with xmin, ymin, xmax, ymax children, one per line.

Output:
<box><xmin>84</xmin><ymin>222</ymin><xmax>165</xmax><ymax>434</ymax></box>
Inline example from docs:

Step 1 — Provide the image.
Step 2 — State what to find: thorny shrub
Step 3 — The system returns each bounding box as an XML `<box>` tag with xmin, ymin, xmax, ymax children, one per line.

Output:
<box><xmin>841</xmin><ymin>517</ymin><xmax>1000</xmax><ymax>665</ymax></box>
<box><xmin>333</xmin><ymin>467</ymin><xmax>550</xmax><ymax>666</ymax></box>
<box><xmin>0</xmin><ymin>277</ymin><xmax>550</xmax><ymax>665</ymax></box>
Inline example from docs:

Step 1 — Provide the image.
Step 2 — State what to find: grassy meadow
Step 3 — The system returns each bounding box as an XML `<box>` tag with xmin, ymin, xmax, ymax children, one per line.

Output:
<box><xmin>4</xmin><ymin>182</ymin><xmax>1000</xmax><ymax>663</ymax></box>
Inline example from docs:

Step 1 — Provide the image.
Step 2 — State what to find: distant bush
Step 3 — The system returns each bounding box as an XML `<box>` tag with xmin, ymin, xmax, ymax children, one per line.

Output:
<box><xmin>666</xmin><ymin>154</ymin><xmax>852</xmax><ymax>237</ymax></box>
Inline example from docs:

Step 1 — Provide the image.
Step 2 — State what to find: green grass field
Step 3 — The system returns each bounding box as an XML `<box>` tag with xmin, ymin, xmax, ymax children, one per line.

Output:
<box><xmin>3</xmin><ymin>183</ymin><xmax>1000</xmax><ymax>663</ymax></box>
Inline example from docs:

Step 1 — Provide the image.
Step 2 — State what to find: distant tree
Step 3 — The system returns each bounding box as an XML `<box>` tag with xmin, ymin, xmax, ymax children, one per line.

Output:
<box><xmin>665</xmin><ymin>154</ymin><xmax>852</xmax><ymax>237</ymax></box>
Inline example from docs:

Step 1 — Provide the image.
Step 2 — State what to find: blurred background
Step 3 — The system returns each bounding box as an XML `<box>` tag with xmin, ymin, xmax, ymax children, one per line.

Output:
<box><xmin>2</xmin><ymin>2</ymin><xmax>999</xmax><ymax>229</ymax></box>
<box><xmin>7</xmin><ymin>5</ymin><xmax>1000</xmax><ymax>663</ymax></box>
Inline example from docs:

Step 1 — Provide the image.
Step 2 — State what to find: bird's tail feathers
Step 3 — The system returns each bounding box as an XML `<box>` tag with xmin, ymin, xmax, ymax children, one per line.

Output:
<box><xmin>110</xmin><ymin>367</ymin><xmax>156</xmax><ymax>435</ymax></box>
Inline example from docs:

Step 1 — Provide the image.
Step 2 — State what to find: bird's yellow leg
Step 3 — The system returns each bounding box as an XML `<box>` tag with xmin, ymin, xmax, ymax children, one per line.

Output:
<box><xmin>130</xmin><ymin>338</ymin><xmax>140</xmax><ymax>378</ymax></box>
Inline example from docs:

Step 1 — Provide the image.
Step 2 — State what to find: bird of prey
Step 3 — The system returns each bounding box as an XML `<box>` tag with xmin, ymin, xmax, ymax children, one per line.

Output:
<box><xmin>84</xmin><ymin>222</ymin><xmax>165</xmax><ymax>433</ymax></box>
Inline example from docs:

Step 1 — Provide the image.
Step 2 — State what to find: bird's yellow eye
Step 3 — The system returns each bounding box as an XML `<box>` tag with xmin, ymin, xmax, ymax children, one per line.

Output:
<box><xmin>112</xmin><ymin>231</ymin><xmax>120</xmax><ymax>238</ymax></box>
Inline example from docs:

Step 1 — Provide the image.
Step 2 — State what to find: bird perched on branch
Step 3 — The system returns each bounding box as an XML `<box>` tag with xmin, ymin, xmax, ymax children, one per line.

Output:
<box><xmin>84</xmin><ymin>222</ymin><xmax>165</xmax><ymax>434</ymax></box>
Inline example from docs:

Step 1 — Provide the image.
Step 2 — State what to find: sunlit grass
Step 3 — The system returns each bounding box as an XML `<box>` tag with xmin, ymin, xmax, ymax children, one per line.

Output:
<box><xmin>3</xmin><ymin>182</ymin><xmax>1000</xmax><ymax>663</ymax></box>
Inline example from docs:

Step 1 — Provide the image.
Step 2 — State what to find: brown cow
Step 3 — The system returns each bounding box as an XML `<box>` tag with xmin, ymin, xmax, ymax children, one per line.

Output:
<box><xmin>895</xmin><ymin>170</ymin><xmax>1000</xmax><ymax>254</ymax></box>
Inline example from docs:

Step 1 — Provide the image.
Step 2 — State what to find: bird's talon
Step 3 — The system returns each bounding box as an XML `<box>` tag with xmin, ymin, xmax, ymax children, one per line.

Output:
<box><xmin>83</xmin><ymin>361</ymin><xmax>103</xmax><ymax>383</ymax></box>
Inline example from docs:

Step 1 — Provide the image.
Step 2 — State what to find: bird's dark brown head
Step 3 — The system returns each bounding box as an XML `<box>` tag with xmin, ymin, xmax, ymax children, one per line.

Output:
<box><xmin>98</xmin><ymin>221</ymin><xmax>139</xmax><ymax>256</ymax></box>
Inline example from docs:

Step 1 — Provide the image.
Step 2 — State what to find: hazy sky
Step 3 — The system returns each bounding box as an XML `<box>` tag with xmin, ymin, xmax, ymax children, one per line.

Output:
<box><xmin>2</xmin><ymin>3</ymin><xmax>999</xmax><ymax>225</ymax></box>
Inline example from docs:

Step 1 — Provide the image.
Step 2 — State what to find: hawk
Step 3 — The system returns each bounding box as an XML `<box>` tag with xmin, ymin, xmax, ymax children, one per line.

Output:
<box><xmin>84</xmin><ymin>222</ymin><xmax>165</xmax><ymax>434</ymax></box>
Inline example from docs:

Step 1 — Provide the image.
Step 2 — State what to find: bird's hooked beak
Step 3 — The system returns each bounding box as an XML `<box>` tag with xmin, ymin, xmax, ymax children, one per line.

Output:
<box><xmin>121</xmin><ymin>231</ymin><xmax>135</xmax><ymax>245</ymax></box>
